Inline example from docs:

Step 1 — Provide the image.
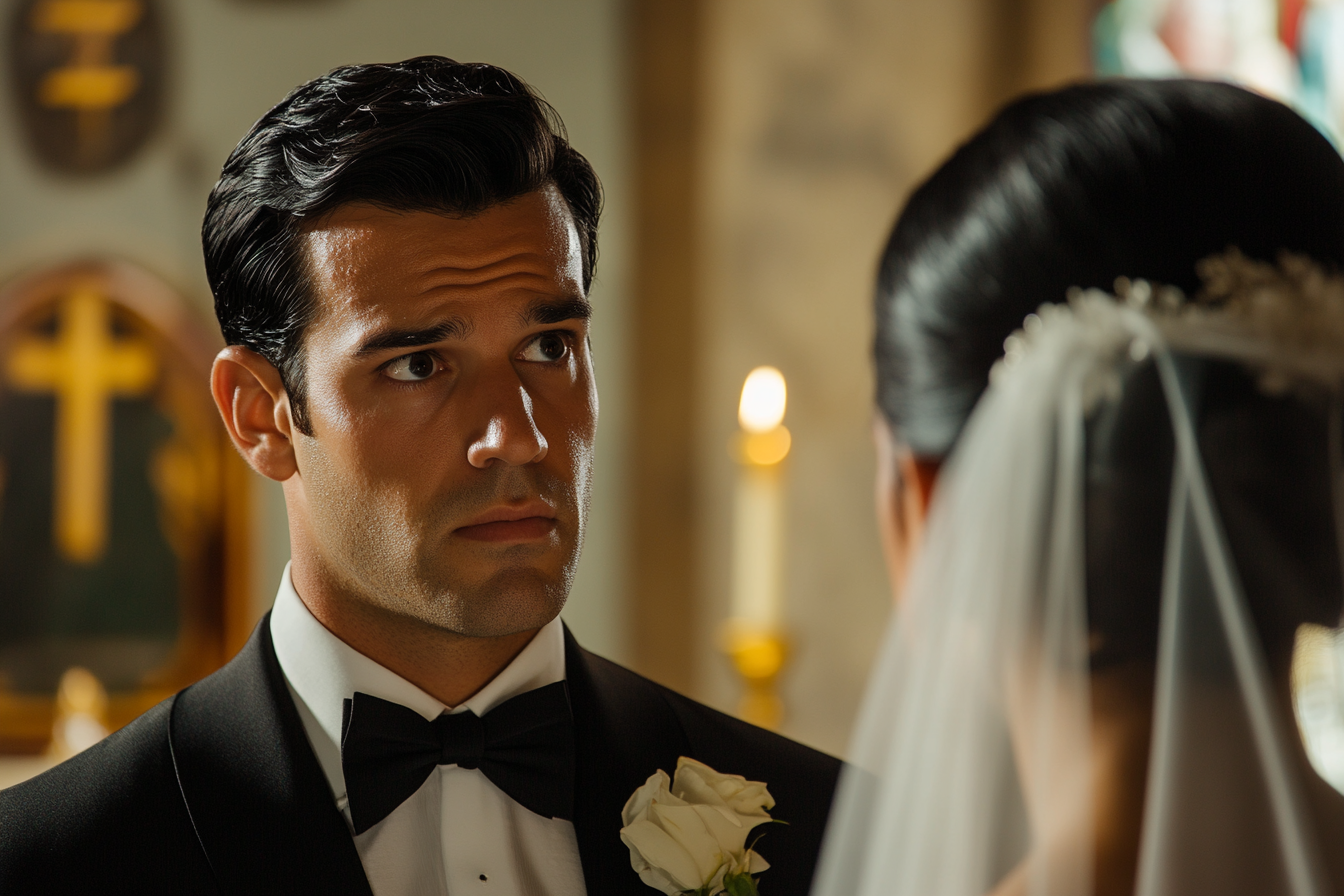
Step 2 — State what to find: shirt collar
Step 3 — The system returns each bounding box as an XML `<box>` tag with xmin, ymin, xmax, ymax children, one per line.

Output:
<box><xmin>269</xmin><ymin>563</ymin><xmax>567</xmax><ymax>801</ymax></box>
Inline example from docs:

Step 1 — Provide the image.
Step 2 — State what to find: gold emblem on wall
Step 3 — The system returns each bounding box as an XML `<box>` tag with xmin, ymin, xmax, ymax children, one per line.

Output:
<box><xmin>7</xmin><ymin>0</ymin><xmax>166</xmax><ymax>174</ymax></box>
<box><xmin>8</xmin><ymin>288</ymin><xmax>156</xmax><ymax>562</ymax></box>
<box><xmin>0</xmin><ymin>261</ymin><xmax>250</xmax><ymax>754</ymax></box>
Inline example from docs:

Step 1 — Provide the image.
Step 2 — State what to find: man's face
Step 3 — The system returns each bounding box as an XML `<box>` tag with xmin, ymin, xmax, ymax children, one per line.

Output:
<box><xmin>290</xmin><ymin>186</ymin><xmax>596</xmax><ymax>638</ymax></box>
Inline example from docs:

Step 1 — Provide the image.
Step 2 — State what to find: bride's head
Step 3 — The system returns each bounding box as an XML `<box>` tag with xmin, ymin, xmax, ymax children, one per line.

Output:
<box><xmin>856</xmin><ymin>79</ymin><xmax>1344</xmax><ymax>896</ymax></box>
<box><xmin>873</xmin><ymin>79</ymin><xmax>1344</xmax><ymax>609</ymax></box>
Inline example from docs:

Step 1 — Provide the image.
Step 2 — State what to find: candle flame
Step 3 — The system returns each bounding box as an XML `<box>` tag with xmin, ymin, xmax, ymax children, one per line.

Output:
<box><xmin>738</xmin><ymin>366</ymin><xmax>786</xmax><ymax>433</ymax></box>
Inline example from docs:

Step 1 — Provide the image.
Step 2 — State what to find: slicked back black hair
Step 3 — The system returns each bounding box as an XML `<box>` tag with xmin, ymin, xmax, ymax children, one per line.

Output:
<box><xmin>875</xmin><ymin>79</ymin><xmax>1344</xmax><ymax>457</ymax></box>
<box><xmin>203</xmin><ymin>56</ymin><xmax>602</xmax><ymax>433</ymax></box>
<box><xmin>873</xmin><ymin>80</ymin><xmax>1344</xmax><ymax>669</ymax></box>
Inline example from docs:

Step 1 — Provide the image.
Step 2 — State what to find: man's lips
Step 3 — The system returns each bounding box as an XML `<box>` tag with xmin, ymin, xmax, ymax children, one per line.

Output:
<box><xmin>454</xmin><ymin>504</ymin><xmax>558</xmax><ymax>543</ymax></box>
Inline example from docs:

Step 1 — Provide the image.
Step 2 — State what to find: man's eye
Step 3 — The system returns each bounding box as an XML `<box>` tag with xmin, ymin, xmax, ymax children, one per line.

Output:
<box><xmin>384</xmin><ymin>352</ymin><xmax>439</xmax><ymax>382</ymax></box>
<box><xmin>520</xmin><ymin>332</ymin><xmax>570</xmax><ymax>363</ymax></box>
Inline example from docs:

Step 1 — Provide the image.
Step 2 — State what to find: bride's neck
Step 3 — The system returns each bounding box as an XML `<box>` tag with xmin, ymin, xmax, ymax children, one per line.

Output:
<box><xmin>1087</xmin><ymin>661</ymin><xmax>1155</xmax><ymax>896</ymax></box>
<box><xmin>1088</xmin><ymin>658</ymin><xmax>1344</xmax><ymax>896</ymax></box>
<box><xmin>996</xmin><ymin>655</ymin><xmax>1344</xmax><ymax>896</ymax></box>
<box><xmin>987</xmin><ymin>662</ymin><xmax>1155</xmax><ymax>896</ymax></box>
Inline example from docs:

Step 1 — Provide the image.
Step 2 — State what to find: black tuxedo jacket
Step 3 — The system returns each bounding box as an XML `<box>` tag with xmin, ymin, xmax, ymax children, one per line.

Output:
<box><xmin>0</xmin><ymin>617</ymin><xmax>840</xmax><ymax>895</ymax></box>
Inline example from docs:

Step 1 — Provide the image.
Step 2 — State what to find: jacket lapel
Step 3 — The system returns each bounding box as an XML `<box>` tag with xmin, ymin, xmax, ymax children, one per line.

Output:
<box><xmin>169</xmin><ymin>617</ymin><xmax>689</xmax><ymax>894</ymax></box>
<box><xmin>169</xmin><ymin>615</ymin><xmax>372</xmax><ymax>896</ymax></box>
<box><xmin>564</xmin><ymin>626</ymin><xmax>692</xmax><ymax>893</ymax></box>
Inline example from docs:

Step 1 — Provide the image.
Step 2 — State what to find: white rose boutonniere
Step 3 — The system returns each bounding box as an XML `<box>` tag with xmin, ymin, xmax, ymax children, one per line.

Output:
<box><xmin>620</xmin><ymin>757</ymin><xmax>777</xmax><ymax>896</ymax></box>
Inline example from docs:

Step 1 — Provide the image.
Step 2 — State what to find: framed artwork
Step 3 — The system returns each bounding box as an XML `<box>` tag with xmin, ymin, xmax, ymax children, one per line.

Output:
<box><xmin>0</xmin><ymin>260</ymin><xmax>251</xmax><ymax>753</ymax></box>
<box><xmin>7</xmin><ymin>0</ymin><xmax>166</xmax><ymax>174</ymax></box>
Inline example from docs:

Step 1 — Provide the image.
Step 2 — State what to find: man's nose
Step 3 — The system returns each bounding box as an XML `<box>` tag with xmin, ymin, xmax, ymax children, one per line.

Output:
<box><xmin>465</xmin><ymin>376</ymin><xmax>548</xmax><ymax>469</ymax></box>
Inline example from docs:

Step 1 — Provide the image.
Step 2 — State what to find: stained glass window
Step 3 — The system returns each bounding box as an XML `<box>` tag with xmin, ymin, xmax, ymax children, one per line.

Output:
<box><xmin>1094</xmin><ymin>0</ymin><xmax>1344</xmax><ymax>144</ymax></box>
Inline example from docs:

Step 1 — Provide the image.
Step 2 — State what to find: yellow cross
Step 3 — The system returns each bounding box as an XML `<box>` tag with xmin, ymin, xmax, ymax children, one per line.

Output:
<box><xmin>7</xmin><ymin>287</ymin><xmax>156</xmax><ymax>564</ymax></box>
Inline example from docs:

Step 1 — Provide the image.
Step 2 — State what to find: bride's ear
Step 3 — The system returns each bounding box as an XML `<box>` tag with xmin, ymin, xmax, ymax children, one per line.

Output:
<box><xmin>899</xmin><ymin>452</ymin><xmax>940</xmax><ymax>518</ymax></box>
<box><xmin>873</xmin><ymin>416</ymin><xmax>941</xmax><ymax>602</ymax></box>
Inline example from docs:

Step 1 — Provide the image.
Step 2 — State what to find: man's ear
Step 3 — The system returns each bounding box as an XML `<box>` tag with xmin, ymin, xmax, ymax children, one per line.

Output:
<box><xmin>212</xmin><ymin>346</ymin><xmax>299</xmax><ymax>482</ymax></box>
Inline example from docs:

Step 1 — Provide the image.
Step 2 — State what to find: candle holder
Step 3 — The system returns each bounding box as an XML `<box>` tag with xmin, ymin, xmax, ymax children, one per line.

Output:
<box><xmin>724</xmin><ymin>367</ymin><xmax>791</xmax><ymax>730</ymax></box>
<box><xmin>720</xmin><ymin>619</ymin><xmax>789</xmax><ymax>730</ymax></box>
<box><xmin>48</xmin><ymin>667</ymin><xmax>108</xmax><ymax>761</ymax></box>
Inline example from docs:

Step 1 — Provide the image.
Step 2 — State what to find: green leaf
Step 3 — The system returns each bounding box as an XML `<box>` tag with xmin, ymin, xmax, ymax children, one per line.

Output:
<box><xmin>723</xmin><ymin>873</ymin><xmax>761</xmax><ymax>896</ymax></box>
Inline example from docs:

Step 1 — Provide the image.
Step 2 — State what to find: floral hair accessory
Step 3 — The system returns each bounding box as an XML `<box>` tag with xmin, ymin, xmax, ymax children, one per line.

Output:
<box><xmin>993</xmin><ymin>249</ymin><xmax>1344</xmax><ymax>407</ymax></box>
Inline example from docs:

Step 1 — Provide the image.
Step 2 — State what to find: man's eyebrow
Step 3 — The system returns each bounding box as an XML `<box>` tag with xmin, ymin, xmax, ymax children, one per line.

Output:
<box><xmin>520</xmin><ymin>297</ymin><xmax>592</xmax><ymax>327</ymax></box>
<box><xmin>354</xmin><ymin>317</ymin><xmax>472</xmax><ymax>356</ymax></box>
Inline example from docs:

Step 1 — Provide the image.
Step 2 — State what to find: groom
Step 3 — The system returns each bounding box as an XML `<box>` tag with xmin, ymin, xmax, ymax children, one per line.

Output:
<box><xmin>0</xmin><ymin>57</ymin><xmax>840</xmax><ymax>894</ymax></box>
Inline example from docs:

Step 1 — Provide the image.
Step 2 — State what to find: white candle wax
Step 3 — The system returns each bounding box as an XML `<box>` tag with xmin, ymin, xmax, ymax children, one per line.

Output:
<box><xmin>730</xmin><ymin>462</ymin><xmax>784</xmax><ymax>628</ymax></box>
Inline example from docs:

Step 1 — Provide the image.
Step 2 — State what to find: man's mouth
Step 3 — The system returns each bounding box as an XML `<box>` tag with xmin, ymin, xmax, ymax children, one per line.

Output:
<box><xmin>453</xmin><ymin>502</ymin><xmax>558</xmax><ymax>543</ymax></box>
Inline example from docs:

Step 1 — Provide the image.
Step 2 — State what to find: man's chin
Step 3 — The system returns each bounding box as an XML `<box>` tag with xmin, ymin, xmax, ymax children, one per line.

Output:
<box><xmin>417</xmin><ymin>564</ymin><xmax>571</xmax><ymax>639</ymax></box>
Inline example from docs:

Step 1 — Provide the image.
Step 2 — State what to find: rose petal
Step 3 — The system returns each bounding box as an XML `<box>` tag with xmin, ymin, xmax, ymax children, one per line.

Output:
<box><xmin>688</xmin><ymin>803</ymin><xmax>753</xmax><ymax>856</ymax></box>
<box><xmin>675</xmin><ymin>756</ymin><xmax>719</xmax><ymax>778</ymax></box>
<box><xmin>673</xmin><ymin>763</ymin><xmax>732</xmax><ymax>811</ymax></box>
<box><xmin>621</xmin><ymin>818</ymin><xmax>705</xmax><ymax>890</ymax></box>
<box><xmin>723</xmin><ymin>780</ymin><xmax>775</xmax><ymax>817</ymax></box>
<box><xmin>627</xmin><ymin>759</ymin><xmax>777</xmax><ymax>892</ymax></box>
<box><xmin>620</xmin><ymin>830</ymin><xmax>684</xmax><ymax>896</ymax></box>
<box><xmin>673</xmin><ymin>757</ymin><xmax>775</xmax><ymax>818</ymax></box>
<box><xmin>677</xmin><ymin>776</ymin><xmax>771</xmax><ymax>832</ymax></box>
<box><xmin>622</xmin><ymin>769</ymin><xmax>693</xmax><ymax>825</ymax></box>
<box><xmin>651</xmin><ymin>803</ymin><xmax>731</xmax><ymax>882</ymax></box>
<box><xmin>622</xmin><ymin>770</ymin><xmax>671</xmax><ymax>825</ymax></box>
<box><xmin>634</xmin><ymin>865</ymin><xmax>685</xmax><ymax>896</ymax></box>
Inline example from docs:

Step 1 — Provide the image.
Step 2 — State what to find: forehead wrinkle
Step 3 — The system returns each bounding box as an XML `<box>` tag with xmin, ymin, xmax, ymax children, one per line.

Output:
<box><xmin>412</xmin><ymin>270</ymin><xmax>560</xmax><ymax>299</ymax></box>
<box><xmin>410</xmin><ymin>250</ymin><xmax>560</xmax><ymax>292</ymax></box>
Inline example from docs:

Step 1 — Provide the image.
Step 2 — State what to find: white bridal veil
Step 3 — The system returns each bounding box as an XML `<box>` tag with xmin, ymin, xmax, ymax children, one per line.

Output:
<box><xmin>814</xmin><ymin>252</ymin><xmax>1344</xmax><ymax>896</ymax></box>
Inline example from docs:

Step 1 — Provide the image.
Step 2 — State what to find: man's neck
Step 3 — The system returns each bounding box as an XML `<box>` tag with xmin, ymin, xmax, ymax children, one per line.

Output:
<box><xmin>291</xmin><ymin>569</ymin><xmax>541</xmax><ymax>709</ymax></box>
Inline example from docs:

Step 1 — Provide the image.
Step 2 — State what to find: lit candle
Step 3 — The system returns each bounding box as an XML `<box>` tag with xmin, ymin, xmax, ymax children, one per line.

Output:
<box><xmin>723</xmin><ymin>367</ymin><xmax>791</xmax><ymax>729</ymax></box>
<box><xmin>730</xmin><ymin>366</ymin><xmax>790</xmax><ymax>627</ymax></box>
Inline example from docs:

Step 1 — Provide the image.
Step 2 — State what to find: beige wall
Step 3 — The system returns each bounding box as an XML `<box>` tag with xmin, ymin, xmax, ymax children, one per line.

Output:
<box><xmin>684</xmin><ymin>0</ymin><xmax>1090</xmax><ymax>755</ymax></box>
<box><xmin>0</xmin><ymin>0</ymin><xmax>1095</xmax><ymax>766</ymax></box>
<box><xmin>0</xmin><ymin>0</ymin><xmax>633</xmax><ymax>661</ymax></box>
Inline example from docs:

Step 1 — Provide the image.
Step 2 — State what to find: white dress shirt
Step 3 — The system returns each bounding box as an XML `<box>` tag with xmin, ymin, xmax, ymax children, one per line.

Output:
<box><xmin>269</xmin><ymin>566</ymin><xmax>587</xmax><ymax>896</ymax></box>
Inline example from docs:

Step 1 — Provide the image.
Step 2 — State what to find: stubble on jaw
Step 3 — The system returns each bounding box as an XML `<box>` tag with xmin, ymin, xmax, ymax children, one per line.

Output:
<box><xmin>295</xmin><ymin>431</ymin><xmax>591</xmax><ymax>640</ymax></box>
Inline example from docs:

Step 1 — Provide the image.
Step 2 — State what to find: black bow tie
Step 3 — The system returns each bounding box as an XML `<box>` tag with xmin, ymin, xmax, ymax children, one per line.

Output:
<box><xmin>340</xmin><ymin>681</ymin><xmax>575</xmax><ymax>835</ymax></box>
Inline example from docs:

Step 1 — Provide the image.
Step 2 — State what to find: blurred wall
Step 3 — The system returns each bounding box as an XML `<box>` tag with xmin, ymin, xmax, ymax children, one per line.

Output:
<box><xmin>1</xmin><ymin>0</ymin><xmax>1096</xmax><ymax>765</ymax></box>
<box><xmin>625</xmin><ymin>0</ymin><xmax>1090</xmax><ymax>755</ymax></box>
<box><xmin>0</xmin><ymin>0</ymin><xmax>632</xmax><ymax>661</ymax></box>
